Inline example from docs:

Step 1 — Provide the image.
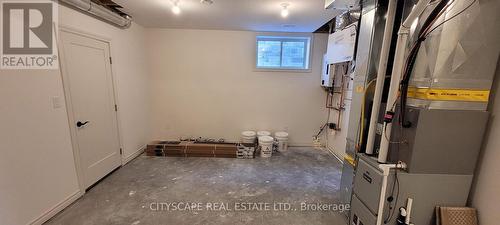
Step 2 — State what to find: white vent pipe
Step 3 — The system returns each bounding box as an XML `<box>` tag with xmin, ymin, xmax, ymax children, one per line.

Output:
<box><xmin>364</xmin><ymin>0</ymin><xmax>398</xmax><ymax>155</ymax></box>
<box><xmin>377</xmin><ymin>162</ymin><xmax>407</xmax><ymax>225</ymax></box>
<box><xmin>377</xmin><ymin>0</ymin><xmax>432</xmax><ymax>163</ymax></box>
<box><xmin>405</xmin><ymin>198</ymin><xmax>414</xmax><ymax>225</ymax></box>
<box><xmin>59</xmin><ymin>0</ymin><xmax>131</xmax><ymax>28</ymax></box>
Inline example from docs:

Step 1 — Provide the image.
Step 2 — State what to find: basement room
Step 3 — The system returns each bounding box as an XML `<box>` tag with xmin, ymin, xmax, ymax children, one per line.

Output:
<box><xmin>1</xmin><ymin>0</ymin><xmax>499</xmax><ymax>224</ymax></box>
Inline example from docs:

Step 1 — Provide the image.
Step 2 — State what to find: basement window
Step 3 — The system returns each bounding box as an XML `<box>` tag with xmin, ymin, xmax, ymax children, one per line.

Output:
<box><xmin>256</xmin><ymin>36</ymin><xmax>312</xmax><ymax>71</ymax></box>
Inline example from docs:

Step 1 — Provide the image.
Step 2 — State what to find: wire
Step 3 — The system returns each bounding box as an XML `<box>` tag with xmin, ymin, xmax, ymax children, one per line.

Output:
<box><xmin>424</xmin><ymin>0</ymin><xmax>477</xmax><ymax>37</ymax></box>
<box><xmin>384</xmin><ymin>168</ymin><xmax>400</xmax><ymax>224</ymax></box>
<box><xmin>382</xmin><ymin>93</ymin><xmax>407</xmax><ymax>144</ymax></box>
<box><xmin>398</xmin><ymin>0</ymin><xmax>476</xmax><ymax>126</ymax></box>
<box><xmin>398</xmin><ymin>0</ymin><xmax>452</xmax><ymax>126</ymax></box>
<box><xmin>420</xmin><ymin>0</ymin><xmax>456</xmax><ymax>36</ymax></box>
<box><xmin>384</xmin><ymin>123</ymin><xmax>406</xmax><ymax>144</ymax></box>
<box><xmin>314</xmin><ymin>103</ymin><xmax>332</xmax><ymax>140</ymax></box>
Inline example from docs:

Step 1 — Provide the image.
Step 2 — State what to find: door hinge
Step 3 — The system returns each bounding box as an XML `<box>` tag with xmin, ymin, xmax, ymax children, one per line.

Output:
<box><xmin>120</xmin><ymin>148</ymin><xmax>123</xmax><ymax>155</ymax></box>
<box><xmin>109</xmin><ymin>57</ymin><xmax>112</xmax><ymax>64</ymax></box>
<box><xmin>114</xmin><ymin>104</ymin><xmax>118</xmax><ymax>111</ymax></box>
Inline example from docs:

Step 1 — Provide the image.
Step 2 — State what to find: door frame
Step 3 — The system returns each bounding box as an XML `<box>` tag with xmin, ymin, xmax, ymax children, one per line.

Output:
<box><xmin>56</xmin><ymin>25</ymin><xmax>124</xmax><ymax>193</ymax></box>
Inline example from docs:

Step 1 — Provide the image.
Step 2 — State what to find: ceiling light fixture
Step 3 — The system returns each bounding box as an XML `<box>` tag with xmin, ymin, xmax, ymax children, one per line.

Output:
<box><xmin>200</xmin><ymin>0</ymin><xmax>214</xmax><ymax>5</ymax></box>
<box><xmin>281</xmin><ymin>3</ymin><xmax>290</xmax><ymax>18</ymax></box>
<box><xmin>172</xmin><ymin>1</ymin><xmax>181</xmax><ymax>15</ymax></box>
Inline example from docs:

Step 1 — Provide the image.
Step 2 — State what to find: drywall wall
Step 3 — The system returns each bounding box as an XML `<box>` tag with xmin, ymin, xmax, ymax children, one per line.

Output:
<box><xmin>0</xmin><ymin>69</ymin><xmax>80</xmax><ymax>225</ymax></box>
<box><xmin>146</xmin><ymin>29</ymin><xmax>329</xmax><ymax>146</ymax></box>
<box><xmin>468</xmin><ymin>1</ymin><xmax>500</xmax><ymax>223</ymax></box>
<box><xmin>326</xmin><ymin>94</ymin><xmax>352</xmax><ymax>159</ymax></box>
<box><xmin>0</xmin><ymin>4</ymin><xmax>150</xmax><ymax>225</ymax></box>
<box><xmin>470</xmin><ymin>59</ymin><xmax>500</xmax><ymax>225</ymax></box>
<box><xmin>326</xmin><ymin>71</ymin><xmax>354</xmax><ymax>159</ymax></box>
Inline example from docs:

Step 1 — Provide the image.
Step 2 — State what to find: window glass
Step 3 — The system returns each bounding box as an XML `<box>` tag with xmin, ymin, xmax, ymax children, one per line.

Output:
<box><xmin>282</xmin><ymin>41</ymin><xmax>306</xmax><ymax>68</ymax></box>
<box><xmin>256</xmin><ymin>36</ymin><xmax>311</xmax><ymax>70</ymax></box>
<box><xmin>257</xmin><ymin>41</ymin><xmax>281</xmax><ymax>68</ymax></box>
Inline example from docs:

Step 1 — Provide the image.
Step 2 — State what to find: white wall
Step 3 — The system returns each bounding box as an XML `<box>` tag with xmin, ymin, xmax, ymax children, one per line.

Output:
<box><xmin>0</xmin><ymin>4</ymin><xmax>150</xmax><ymax>225</ymax></box>
<box><xmin>0</xmin><ymin>70</ymin><xmax>79</xmax><ymax>225</ymax></box>
<box><xmin>326</xmin><ymin>91</ymin><xmax>352</xmax><ymax>159</ymax></box>
<box><xmin>470</xmin><ymin>59</ymin><xmax>500</xmax><ymax>225</ymax></box>
<box><xmin>145</xmin><ymin>29</ymin><xmax>328</xmax><ymax>146</ymax></box>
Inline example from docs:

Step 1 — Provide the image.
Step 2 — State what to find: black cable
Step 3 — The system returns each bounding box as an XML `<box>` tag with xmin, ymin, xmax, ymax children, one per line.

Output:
<box><xmin>424</xmin><ymin>0</ymin><xmax>478</xmax><ymax>37</ymax></box>
<box><xmin>385</xmin><ymin>168</ymin><xmax>400</xmax><ymax>224</ymax></box>
<box><xmin>314</xmin><ymin>123</ymin><xmax>329</xmax><ymax>139</ymax></box>
<box><xmin>400</xmin><ymin>41</ymin><xmax>422</xmax><ymax>127</ymax></box>
<box><xmin>385</xmin><ymin>170</ymin><xmax>398</xmax><ymax>223</ymax></box>
<box><xmin>399</xmin><ymin>0</ymin><xmax>476</xmax><ymax>126</ymax></box>
<box><xmin>399</xmin><ymin>0</ymin><xmax>451</xmax><ymax>126</ymax></box>
<box><xmin>314</xmin><ymin>105</ymin><xmax>332</xmax><ymax>139</ymax></box>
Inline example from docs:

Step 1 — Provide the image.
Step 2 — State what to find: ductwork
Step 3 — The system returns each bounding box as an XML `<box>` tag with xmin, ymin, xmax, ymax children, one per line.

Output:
<box><xmin>59</xmin><ymin>0</ymin><xmax>132</xmax><ymax>28</ymax></box>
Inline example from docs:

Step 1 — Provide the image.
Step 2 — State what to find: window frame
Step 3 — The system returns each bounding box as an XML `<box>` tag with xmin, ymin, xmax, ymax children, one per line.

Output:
<box><xmin>254</xmin><ymin>34</ymin><xmax>313</xmax><ymax>73</ymax></box>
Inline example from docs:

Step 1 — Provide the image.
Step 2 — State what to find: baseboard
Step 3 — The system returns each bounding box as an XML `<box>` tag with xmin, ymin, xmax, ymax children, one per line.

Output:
<box><xmin>289</xmin><ymin>142</ymin><xmax>314</xmax><ymax>147</ymax></box>
<box><xmin>326</xmin><ymin>146</ymin><xmax>345</xmax><ymax>163</ymax></box>
<box><xmin>122</xmin><ymin>144</ymin><xmax>146</xmax><ymax>165</ymax></box>
<box><xmin>29</xmin><ymin>190</ymin><xmax>82</xmax><ymax>225</ymax></box>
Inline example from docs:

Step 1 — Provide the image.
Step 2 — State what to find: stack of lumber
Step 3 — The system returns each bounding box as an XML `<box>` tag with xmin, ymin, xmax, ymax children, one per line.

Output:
<box><xmin>145</xmin><ymin>141</ymin><xmax>238</xmax><ymax>158</ymax></box>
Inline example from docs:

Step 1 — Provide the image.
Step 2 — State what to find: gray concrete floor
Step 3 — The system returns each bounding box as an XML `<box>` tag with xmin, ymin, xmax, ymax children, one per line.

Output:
<box><xmin>45</xmin><ymin>147</ymin><xmax>348</xmax><ymax>225</ymax></box>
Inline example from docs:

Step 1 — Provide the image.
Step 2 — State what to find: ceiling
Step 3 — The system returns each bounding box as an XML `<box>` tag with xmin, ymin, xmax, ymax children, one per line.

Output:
<box><xmin>113</xmin><ymin>0</ymin><xmax>341</xmax><ymax>32</ymax></box>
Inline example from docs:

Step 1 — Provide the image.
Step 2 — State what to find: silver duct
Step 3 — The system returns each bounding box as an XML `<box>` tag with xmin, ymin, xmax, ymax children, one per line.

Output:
<box><xmin>59</xmin><ymin>0</ymin><xmax>132</xmax><ymax>28</ymax></box>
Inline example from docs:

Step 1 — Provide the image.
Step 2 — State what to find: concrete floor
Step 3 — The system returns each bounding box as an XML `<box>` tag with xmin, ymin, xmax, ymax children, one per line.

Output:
<box><xmin>45</xmin><ymin>147</ymin><xmax>348</xmax><ymax>225</ymax></box>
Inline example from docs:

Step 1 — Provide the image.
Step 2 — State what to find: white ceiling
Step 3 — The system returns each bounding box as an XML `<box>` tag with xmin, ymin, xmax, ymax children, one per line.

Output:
<box><xmin>113</xmin><ymin>0</ymin><xmax>341</xmax><ymax>32</ymax></box>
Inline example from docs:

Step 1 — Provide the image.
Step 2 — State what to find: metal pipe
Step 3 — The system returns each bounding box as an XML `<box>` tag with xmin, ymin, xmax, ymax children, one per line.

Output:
<box><xmin>365</xmin><ymin>0</ymin><xmax>398</xmax><ymax>155</ymax></box>
<box><xmin>59</xmin><ymin>0</ymin><xmax>91</xmax><ymax>11</ymax></box>
<box><xmin>378</xmin><ymin>0</ymin><xmax>432</xmax><ymax>163</ymax></box>
<box><xmin>59</xmin><ymin>0</ymin><xmax>131</xmax><ymax>28</ymax></box>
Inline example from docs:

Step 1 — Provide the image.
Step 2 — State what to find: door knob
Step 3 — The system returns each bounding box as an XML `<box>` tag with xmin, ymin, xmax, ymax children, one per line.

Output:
<box><xmin>76</xmin><ymin>121</ymin><xmax>90</xmax><ymax>128</ymax></box>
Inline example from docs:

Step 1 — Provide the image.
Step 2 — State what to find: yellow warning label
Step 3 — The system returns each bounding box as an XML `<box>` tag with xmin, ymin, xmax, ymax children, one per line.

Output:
<box><xmin>407</xmin><ymin>87</ymin><xmax>490</xmax><ymax>102</ymax></box>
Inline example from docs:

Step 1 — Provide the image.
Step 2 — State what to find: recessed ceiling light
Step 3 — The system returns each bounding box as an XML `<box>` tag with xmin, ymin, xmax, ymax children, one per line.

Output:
<box><xmin>172</xmin><ymin>1</ymin><xmax>181</xmax><ymax>15</ymax></box>
<box><xmin>281</xmin><ymin>3</ymin><xmax>290</xmax><ymax>18</ymax></box>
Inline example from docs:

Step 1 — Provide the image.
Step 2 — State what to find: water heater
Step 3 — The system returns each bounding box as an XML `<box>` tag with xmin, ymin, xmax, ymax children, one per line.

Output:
<box><xmin>322</xmin><ymin>24</ymin><xmax>357</xmax><ymax>87</ymax></box>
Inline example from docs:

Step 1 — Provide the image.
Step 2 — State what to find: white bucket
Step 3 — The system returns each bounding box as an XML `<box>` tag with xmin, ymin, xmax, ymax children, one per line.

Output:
<box><xmin>258</xmin><ymin>135</ymin><xmax>274</xmax><ymax>158</ymax></box>
<box><xmin>241</xmin><ymin>131</ymin><xmax>256</xmax><ymax>144</ymax></box>
<box><xmin>257</xmin><ymin>131</ymin><xmax>271</xmax><ymax>137</ymax></box>
<box><xmin>275</xmin><ymin>131</ymin><xmax>289</xmax><ymax>152</ymax></box>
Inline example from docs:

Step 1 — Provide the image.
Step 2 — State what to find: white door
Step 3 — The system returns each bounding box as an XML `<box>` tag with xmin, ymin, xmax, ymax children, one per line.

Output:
<box><xmin>60</xmin><ymin>31</ymin><xmax>121</xmax><ymax>189</ymax></box>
